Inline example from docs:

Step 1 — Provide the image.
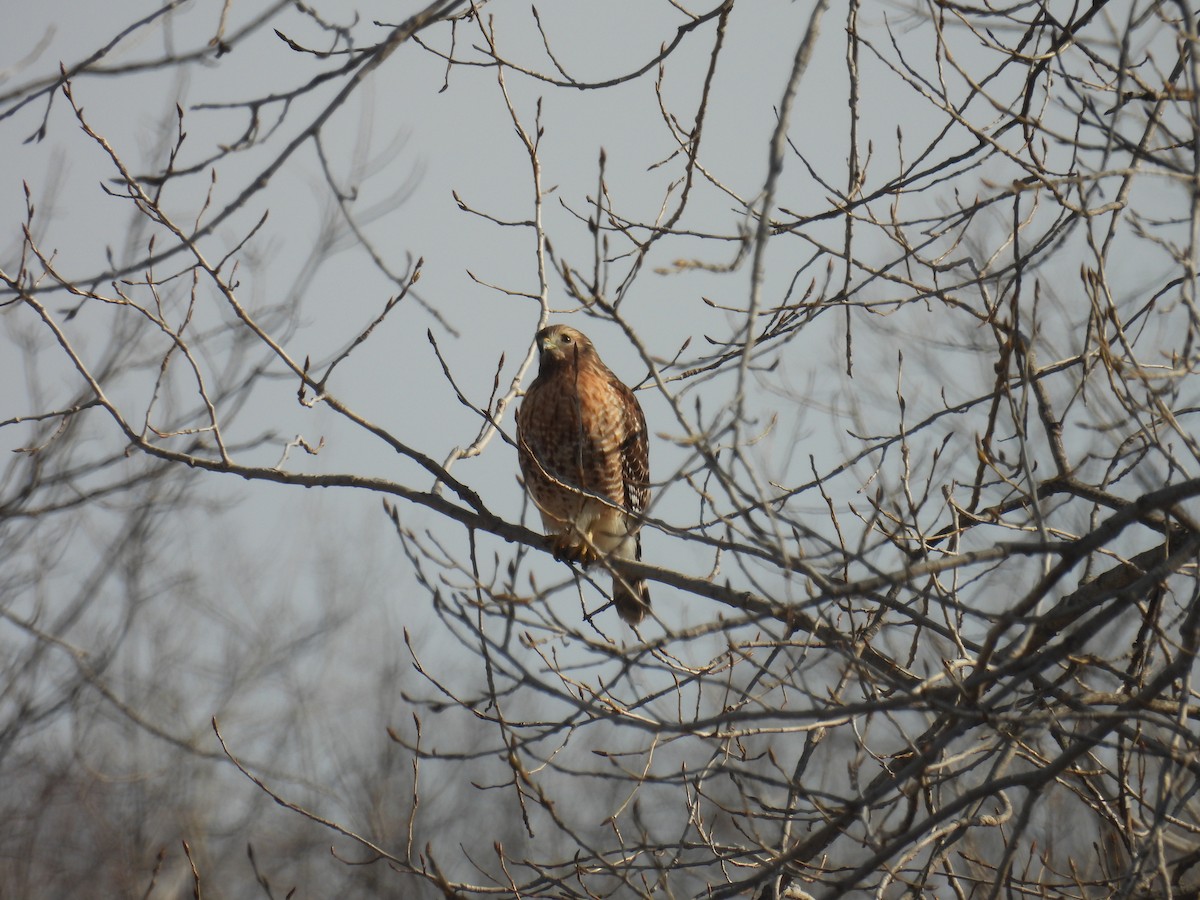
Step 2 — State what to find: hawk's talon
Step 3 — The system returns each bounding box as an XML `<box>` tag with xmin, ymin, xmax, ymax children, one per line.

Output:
<box><xmin>549</xmin><ymin>533</ymin><xmax>580</xmax><ymax>563</ymax></box>
<box><xmin>548</xmin><ymin>534</ymin><xmax>600</xmax><ymax>566</ymax></box>
<box><xmin>575</xmin><ymin>543</ymin><xmax>601</xmax><ymax>566</ymax></box>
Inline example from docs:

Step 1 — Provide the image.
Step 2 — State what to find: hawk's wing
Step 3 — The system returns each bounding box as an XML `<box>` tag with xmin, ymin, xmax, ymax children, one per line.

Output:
<box><xmin>615</xmin><ymin>381</ymin><xmax>649</xmax><ymax>517</ymax></box>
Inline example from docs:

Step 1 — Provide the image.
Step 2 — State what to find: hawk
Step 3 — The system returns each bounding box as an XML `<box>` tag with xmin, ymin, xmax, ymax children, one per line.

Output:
<box><xmin>516</xmin><ymin>325</ymin><xmax>651</xmax><ymax>624</ymax></box>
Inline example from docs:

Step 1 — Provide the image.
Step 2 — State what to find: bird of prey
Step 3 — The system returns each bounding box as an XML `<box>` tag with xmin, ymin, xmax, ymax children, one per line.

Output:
<box><xmin>516</xmin><ymin>325</ymin><xmax>651</xmax><ymax>624</ymax></box>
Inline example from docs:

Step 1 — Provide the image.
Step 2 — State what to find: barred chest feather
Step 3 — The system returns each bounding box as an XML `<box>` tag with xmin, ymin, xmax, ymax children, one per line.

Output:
<box><xmin>519</xmin><ymin>359</ymin><xmax>629</xmax><ymax>513</ymax></box>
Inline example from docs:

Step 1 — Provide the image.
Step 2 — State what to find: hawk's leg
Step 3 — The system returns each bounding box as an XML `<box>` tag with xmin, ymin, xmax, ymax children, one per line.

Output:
<box><xmin>549</xmin><ymin>532</ymin><xmax>600</xmax><ymax>565</ymax></box>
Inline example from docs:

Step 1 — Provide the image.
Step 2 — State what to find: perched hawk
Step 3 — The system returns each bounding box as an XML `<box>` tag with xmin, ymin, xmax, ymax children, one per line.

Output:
<box><xmin>516</xmin><ymin>325</ymin><xmax>651</xmax><ymax>624</ymax></box>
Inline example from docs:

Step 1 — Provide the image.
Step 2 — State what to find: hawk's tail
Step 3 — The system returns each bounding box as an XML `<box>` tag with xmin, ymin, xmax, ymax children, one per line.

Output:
<box><xmin>612</xmin><ymin>531</ymin><xmax>649</xmax><ymax>623</ymax></box>
<box><xmin>612</xmin><ymin>574</ymin><xmax>650</xmax><ymax>625</ymax></box>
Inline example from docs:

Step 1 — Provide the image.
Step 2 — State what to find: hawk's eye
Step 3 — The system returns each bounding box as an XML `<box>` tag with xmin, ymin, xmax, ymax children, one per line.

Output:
<box><xmin>561</xmin><ymin>334</ymin><xmax>572</xmax><ymax>344</ymax></box>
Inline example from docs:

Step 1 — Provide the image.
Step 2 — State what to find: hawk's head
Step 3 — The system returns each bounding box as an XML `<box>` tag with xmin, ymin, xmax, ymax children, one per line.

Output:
<box><xmin>535</xmin><ymin>325</ymin><xmax>594</xmax><ymax>372</ymax></box>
